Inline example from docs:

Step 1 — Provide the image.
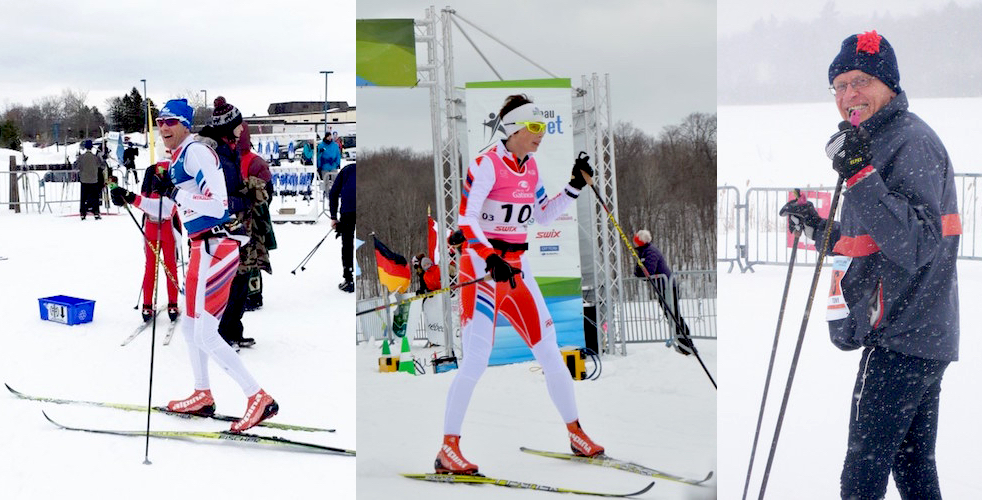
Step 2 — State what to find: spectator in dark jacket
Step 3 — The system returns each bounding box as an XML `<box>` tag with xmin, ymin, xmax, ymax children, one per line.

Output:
<box><xmin>632</xmin><ymin>229</ymin><xmax>671</xmax><ymax>278</ymax></box>
<box><xmin>632</xmin><ymin>229</ymin><xmax>692</xmax><ymax>356</ymax></box>
<box><xmin>197</xmin><ymin>96</ymin><xmax>253</xmax><ymax>350</ymax></box>
<box><xmin>76</xmin><ymin>139</ymin><xmax>105</xmax><ymax>220</ymax></box>
<box><xmin>330</xmin><ymin>162</ymin><xmax>355</xmax><ymax>292</ymax></box>
<box><xmin>779</xmin><ymin>30</ymin><xmax>960</xmax><ymax>500</ymax></box>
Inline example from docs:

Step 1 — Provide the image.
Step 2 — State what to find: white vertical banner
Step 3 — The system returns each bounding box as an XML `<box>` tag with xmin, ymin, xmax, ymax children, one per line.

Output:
<box><xmin>463</xmin><ymin>79</ymin><xmax>579</xmax><ymax>278</ymax></box>
<box><xmin>464</xmin><ymin>79</ymin><xmax>584</xmax><ymax>365</ymax></box>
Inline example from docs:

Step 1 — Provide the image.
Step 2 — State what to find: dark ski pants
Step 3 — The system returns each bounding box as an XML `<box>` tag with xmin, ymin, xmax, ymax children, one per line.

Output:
<box><xmin>337</xmin><ymin>211</ymin><xmax>355</xmax><ymax>281</ymax></box>
<box><xmin>218</xmin><ymin>271</ymin><xmax>250</xmax><ymax>343</ymax></box>
<box><xmin>79</xmin><ymin>182</ymin><xmax>101</xmax><ymax>216</ymax></box>
<box><xmin>841</xmin><ymin>347</ymin><xmax>949</xmax><ymax>500</ymax></box>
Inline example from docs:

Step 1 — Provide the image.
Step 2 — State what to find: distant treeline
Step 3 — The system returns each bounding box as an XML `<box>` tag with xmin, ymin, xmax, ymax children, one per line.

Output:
<box><xmin>356</xmin><ymin>113</ymin><xmax>717</xmax><ymax>298</ymax></box>
<box><xmin>719</xmin><ymin>2</ymin><xmax>982</xmax><ymax>104</ymax></box>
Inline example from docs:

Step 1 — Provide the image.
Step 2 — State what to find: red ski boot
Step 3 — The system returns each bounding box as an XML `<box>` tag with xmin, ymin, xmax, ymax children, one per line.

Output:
<box><xmin>567</xmin><ymin>420</ymin><xmax>605</xmax><ymax>457</ymax></box>
<box><xmin>230</xmin><ymin>389</ymin><xmax>278</xmax><ymax>432</ymax></box>
<box><xmin>434</xmin><ymin>435</ymin><xmax>479</xmax><ymax>475</ymax></box>
<box><xmin>167</xmin><ymin>389</ymin><xmax>215</xmax><ymax>416</ymax></box>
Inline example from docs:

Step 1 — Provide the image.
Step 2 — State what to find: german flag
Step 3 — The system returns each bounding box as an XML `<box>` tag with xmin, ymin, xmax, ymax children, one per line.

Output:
<box><xmin>374</xmin><ymin>236</ymin><xmax>411</xmax><ymax>293</ymax></box>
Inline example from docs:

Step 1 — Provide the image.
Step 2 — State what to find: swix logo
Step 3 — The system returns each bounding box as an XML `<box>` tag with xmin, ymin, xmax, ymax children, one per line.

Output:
<box><xmin>536</xmin><ymin>230</ymin><xmax>561</xmax><ymax>239</ymax></box>
<box><xmin>495</xmin><ymin>226</ymin><xmax>518</xmax><ymax>232</ymax></box>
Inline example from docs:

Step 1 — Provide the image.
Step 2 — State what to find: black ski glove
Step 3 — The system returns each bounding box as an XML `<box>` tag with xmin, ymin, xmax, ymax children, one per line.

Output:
<box><xmin>569</xmin><ymin>152</ymin><xmax>594</xmax><ymax>190</ymax></box>
<box><xmin>150</xmin><ymin>169</ymin><xmax>177</xmax><ymax>199</ymax></box>
<box><xmin>826</xmin><ymin>120</ymin><xmax>871</xmax><ymax>180</ymax></box>
<box><xmin>485</xmin><ymin>253</ymin><xmax>520</xmax><ymax>288</ymax></box>
<box><xmin>779</xmin><ymin>195</ymin><xmax>823</xmax><ymax>240</ymax></box>
<box><xmin>110</xmin><ymin>186</ymin><xmax>136</xmax><ymax>206</ymax></box>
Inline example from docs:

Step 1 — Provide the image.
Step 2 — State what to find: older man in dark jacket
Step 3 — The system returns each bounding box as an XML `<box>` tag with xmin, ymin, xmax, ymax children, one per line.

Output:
<box><xmin>781</xmin><ymin>30</ymin><xmax>960</xmax><ymax>500</ymax></box>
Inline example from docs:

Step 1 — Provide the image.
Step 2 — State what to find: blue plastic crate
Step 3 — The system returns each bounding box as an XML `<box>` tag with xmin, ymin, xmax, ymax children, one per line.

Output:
<box><xmin>38</xmin><ymin>295</ymin><xmax>96</xmax><ymax>326</ymax></box>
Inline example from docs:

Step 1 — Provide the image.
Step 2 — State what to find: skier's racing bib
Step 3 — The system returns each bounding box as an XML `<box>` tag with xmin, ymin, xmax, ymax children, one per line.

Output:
<box><xmin>827</xmin><ymin>256</ymin><xmax>851</xmax><ymax>321</ymax></box>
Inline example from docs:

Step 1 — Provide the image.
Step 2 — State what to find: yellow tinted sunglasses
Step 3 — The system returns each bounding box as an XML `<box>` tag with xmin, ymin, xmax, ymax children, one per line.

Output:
<box><xmin>509</xmin><ymin>121</ymin><xmax>547</xmax><ymax>134</ymax></box>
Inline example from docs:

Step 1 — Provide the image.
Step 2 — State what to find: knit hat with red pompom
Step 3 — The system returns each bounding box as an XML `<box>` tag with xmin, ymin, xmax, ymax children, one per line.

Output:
<box><xmin>828</xmin><ymin>30</ymin><xmax>902</xmax><ymax>95</ymax></box>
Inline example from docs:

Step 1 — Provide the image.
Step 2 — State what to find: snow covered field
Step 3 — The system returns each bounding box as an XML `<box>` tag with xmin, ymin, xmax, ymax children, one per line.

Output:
<box><xmin>0</xmin><ymin>210</ymin><xmax>354</xmax><ymax>499</ymax></box>
<box><xmin>356</xmin><ymin>339</ymin><xmax>717</xmax><ymax>499</ymax></box>
<box><xmin>718</xmin><ymin>98</ymin><xmax>982</xmax><ymax>499</ymax></box>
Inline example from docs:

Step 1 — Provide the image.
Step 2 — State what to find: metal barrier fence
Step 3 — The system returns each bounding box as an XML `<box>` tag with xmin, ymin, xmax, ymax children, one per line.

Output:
<box><xmin>719</xmin><ymin>174</ymin><xmax>982</xmax><ymax>271</ymax></box>
<box><xmin>0</xmin><ymin>170</ymin><xmax>45</xmax><ymax>213</ymax></box>
<box><xmin>356</xmin><ymin>270</ymin><xmax>717</xmax><ymax>344</ymax></box>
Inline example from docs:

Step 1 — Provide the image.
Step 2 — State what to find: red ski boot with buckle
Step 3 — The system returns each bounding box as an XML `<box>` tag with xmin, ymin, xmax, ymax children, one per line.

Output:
<box><xmin>434</xmin><ymin>435</ymin><xmax>480</xmax><ymax>475</ymax></box>
<box><xmin>230</xmin><ymin>389</ymin><xmax>278</xmax><ymax>432</ymax></box>
<box><xmin>567</xmin><ymin>420</ymin><xmax>605</xmax><ymax>457</ymax></box>
<box><xmin>167</xmin><ymin>389</ymin><xmax>216</xmax><ymax>417</ymax></box>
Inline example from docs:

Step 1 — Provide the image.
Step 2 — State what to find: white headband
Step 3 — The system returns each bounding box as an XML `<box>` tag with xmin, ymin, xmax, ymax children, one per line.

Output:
<box><xmin>501</xmin><ymin>103</ymin><xmax>541</xmax><ymax>137</ymax></box>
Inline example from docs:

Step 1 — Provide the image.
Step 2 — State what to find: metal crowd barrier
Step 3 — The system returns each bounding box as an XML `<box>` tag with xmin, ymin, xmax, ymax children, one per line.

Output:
<box><xmin>719</xmin><ymin>174</ymin><xmax>982</xmax><ymax>272</ymax></box>
<box><xmin>0</xmin><ymin>170</ymin><xmax>45</xmax><ymax>213</ymax></box>
<box><xmin>619</xmin><ymin>272</ymin><xmax>716</xmax><ymax>342</ymax></box>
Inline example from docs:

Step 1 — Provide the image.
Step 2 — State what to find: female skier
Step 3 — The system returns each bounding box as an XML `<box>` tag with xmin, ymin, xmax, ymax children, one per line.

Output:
<box><xmin>435</xmin><ymin>94</ymin><xmax>601</xmax><ymax>475</ymax></box>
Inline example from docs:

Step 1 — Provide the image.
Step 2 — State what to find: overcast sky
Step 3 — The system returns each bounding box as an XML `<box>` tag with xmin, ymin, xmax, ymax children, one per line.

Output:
<box><xmin>357</xmin><ymin>0</ymin><xmax>715</xmax><ymax>152</ymax></box>
<box><xmin>0</xmin><ymin>0</ymin><xmax>355</xmax><ymax>120</ymax></box>
<box><xmin>719</xmin><ymin>0</ymin><xmax>982</xmax><ymax>36</ymax></box>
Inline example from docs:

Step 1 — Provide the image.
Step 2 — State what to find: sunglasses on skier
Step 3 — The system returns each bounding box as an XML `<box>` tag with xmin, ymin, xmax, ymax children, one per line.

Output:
<box><xmin>155</xmin><ymin>117</ymin><xmax>183</xmax><ymax>127</ymax></box>
<box><xmin>507</xmin><ymin>121</ymin><xmax>547</xmax><ymax>134</ymax></box>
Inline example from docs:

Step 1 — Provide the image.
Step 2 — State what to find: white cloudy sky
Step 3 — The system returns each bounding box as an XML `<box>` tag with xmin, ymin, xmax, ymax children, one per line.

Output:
<box><xmin>357</xmin><ymin>0</ymin><xmax>716</xmax><ymax>151</ymax></box>
<box><xmin>0</xmin><ymin>0</ymin><xmax>356</xmax><ymax>119</ymax></box>
<box><xmin>719</xmin><ymin>0</ymin><xmax>982</xmax><ymax>36</ymax></box>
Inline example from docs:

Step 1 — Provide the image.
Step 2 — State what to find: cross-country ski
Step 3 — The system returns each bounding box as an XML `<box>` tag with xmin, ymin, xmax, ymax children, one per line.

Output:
<box><xmin>6</xmin><ymin>384</ymin><xmax>334</xmax><ymax>432</ymax></box>
<box><xmin>42</xmin><ymin>411</ymin><xmax>353</xmax><ymax>456</ymax></box>
<box><xmin>519</xmin><ymin>447</ymin><xmax>713</xmax><ymax>486</ymax></box>
<box><xmin>401</xmin><ymin>473</ymin><xmax>654</xmax><ymax>498</ymax></box>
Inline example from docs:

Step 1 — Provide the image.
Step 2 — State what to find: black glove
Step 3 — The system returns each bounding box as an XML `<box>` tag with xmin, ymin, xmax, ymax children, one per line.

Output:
<box><xmin>779</xmin><ymin>194</ymin><xmax>823</xmax><ymax>240</ymax></box>
<box><xmin>826</xmin><ymin>121</ymin><xmax>871</xmax><ymax>180</ymax></box>
<box><xmin>110</xmin><ymin>187</ymin><xmax>136</xmax><ymax>206</ymax></box>
<box><xmin>150</xmin><ymin>169</ymin><xmax>177</xmax><ymax>199</ymax></box>
<box><xmin>569</xmin><ymin>152</ymin><xmax>594</xmax><ymax>190</ymax></box>
<box><xmin>484</xmin><ymin>253</ymin><xmax>519</xmax><ymax>288</ymax></box>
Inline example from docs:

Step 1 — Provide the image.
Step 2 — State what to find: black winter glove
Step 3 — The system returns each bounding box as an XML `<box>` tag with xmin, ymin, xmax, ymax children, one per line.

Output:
<box><xmin>826</xmin><ymin>120</ymin><xmax>871</xmax><ymax>180</ymax></box>
<box><xmin>484</xmin><ymin>253</ymin><xmax>520</xmax><ymax>288</ymax></box>
<box><xmin>569</xmin><ymin>152</ymin><xmax>594</xmax><ymax>190</ymax></box>
<box><xmin>779</xmin><ymin>193</ymin><xmax>824</xmax><ymax>240</ymax></box>
<box><xmin>150</xmin><ymin>169</ymin><xmax>177</xmax><ymax>199</ymax></box>
<box><xmin>110</xmin><ymin>186</ymin><xmax>136</xmax><ymax>206</ymax></box>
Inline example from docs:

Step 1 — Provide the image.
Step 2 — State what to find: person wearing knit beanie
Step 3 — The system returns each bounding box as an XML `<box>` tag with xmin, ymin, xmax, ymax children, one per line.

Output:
<box><xmin>827</xmin><ymin>30</ymin><xmax>901</xmax><ymax>125</ymax></box>
<box><xmin>208</xmin><ymin>96</ymin><xmax>243</xmax><ymax>137</ymax></box>
<box><xmin>780</xmin><ymin>29</ymin><xmax>962</xmax><ymax>500</ymax></box>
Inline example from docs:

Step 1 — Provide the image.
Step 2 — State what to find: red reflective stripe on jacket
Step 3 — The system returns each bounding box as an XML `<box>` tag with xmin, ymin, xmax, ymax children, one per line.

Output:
<box><xmin>833</xmin><ymin>234</ymin><xmax>880</xmax><ymax>257</ymax></box>
<box><xmin>942</xmin><ymin>213</ymin><xmax>962</xmax><ymax>236</ymax></box>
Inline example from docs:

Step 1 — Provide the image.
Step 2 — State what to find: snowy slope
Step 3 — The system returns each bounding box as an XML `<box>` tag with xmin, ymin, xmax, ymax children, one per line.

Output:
<box><xmin>718</xmin><ymin>98</ymin><xmax>982</xmax><ymax>499</ymax></box>
<box><xmin>356</xmin><ymin>340</ymin><xmax>717</xmax><ymax>499</ymax></box>
<box><xmin>0</xmin><ymin>212</ymin><xmax>354</xmax><ymax>499</ymax></box>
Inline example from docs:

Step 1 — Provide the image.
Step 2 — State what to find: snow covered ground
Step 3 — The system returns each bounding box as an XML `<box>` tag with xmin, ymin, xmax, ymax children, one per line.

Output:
<box><xmin>718</xmin><ymin>98</ymin><xmax>982</xmax><ymax>499</ymax></box>
<box><xmin>355</xmin><ymin>339</ymin><xmax>717</xmax><ymax>499</ymax></box>
<box><xmin>0</xmin><ymin>210</ymin><xmax>354</xmax><ymax>499</ymax></box>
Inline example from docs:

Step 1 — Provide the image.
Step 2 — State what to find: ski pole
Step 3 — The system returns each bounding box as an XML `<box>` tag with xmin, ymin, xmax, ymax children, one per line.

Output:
<box><xmin>742</xmin><ymin>202</ymin><xmax>803</xmax><ymax>500</ymax></box>
<box><xmin>143</xmin><ymin>174</ymin><xmax>165</xmax><ymax>465</ymax></box>
<box><xmin>356</xmin><ymin>276</ymin><xmax>489</xmax><ymax>316</ymax></box>
<box><xmin>582</xmin><ymin>162</ymin><xmax>716</xmax><ymax>389</ymax></box>
<box><xmin>757</xmin><ymin>114</ymin><xmax>857</xmax><ymax>498</ymax></box>
<box><xmin>291</xmin><ymin>228</ymin><xmax>334</xmax><ymax>274</ymax></box>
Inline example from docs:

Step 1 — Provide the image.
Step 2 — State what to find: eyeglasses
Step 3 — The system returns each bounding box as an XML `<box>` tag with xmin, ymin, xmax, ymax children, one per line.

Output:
<box><xmin>155</xmin><ymin>117</ymin><xmax>182</xmax><ymax>127</ymax></box>
<box><xmin>507</xmin><ymin>121</ymin><xmax>547</xmax><ymax>134</ymax></box>
<box><xmin>829</xmin><ymin>75</ymin><xmax>876</xmax><ymax>96</ymax></box>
